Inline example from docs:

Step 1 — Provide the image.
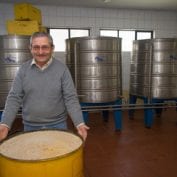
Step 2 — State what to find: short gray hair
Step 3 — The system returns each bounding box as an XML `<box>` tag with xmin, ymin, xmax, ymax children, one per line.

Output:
<box><xmin>30</xmin><ymin>32</ymin><xmax>54</xmax><ymax>46</ymax></box>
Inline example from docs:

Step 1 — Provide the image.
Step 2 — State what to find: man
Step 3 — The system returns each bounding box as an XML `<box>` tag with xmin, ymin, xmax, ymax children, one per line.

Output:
<box><xmin>0</xmin><ymin>32</ymin><xmax>89</xmax><ymax>142</ymax></box>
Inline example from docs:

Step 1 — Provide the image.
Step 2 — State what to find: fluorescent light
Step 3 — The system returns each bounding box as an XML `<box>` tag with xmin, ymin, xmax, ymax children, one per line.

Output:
<box><xmin>103</xmin><ymin>0</ymin><xmax>111</xmax><ymax>3</ymax></box>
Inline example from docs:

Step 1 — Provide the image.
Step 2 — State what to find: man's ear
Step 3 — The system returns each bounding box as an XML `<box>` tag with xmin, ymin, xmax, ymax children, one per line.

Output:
<box><xmin>52</xmin><ymin>45</ymin><xmax>55</xmax><ymax>51</ymax></box>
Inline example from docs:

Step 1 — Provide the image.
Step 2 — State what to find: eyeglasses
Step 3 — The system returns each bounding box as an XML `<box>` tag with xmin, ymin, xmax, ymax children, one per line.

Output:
<box><xmin>31</xmin><ymin>45</ymin><xmax>52</xmax><ymax>51</ymax></box>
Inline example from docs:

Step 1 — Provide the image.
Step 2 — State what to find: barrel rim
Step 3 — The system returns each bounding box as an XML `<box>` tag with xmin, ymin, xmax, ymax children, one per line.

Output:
<box><xmin>0</xmin><ymin>129</ymin><xmax>84</xmax><ymax>162</ymax></box>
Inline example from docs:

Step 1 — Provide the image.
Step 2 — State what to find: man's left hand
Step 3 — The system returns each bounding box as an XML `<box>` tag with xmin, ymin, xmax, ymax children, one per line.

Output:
<box><xmin>77</xmin><ymin>124</ymin><xmax>90</xmax><ymax>141</ymax></box>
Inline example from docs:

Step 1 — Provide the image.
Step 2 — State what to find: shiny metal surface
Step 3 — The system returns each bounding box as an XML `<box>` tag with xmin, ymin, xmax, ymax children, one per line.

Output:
<box><xmin>130</xmin><ymin>85</ymin><xmax>177</xmax><ymax>98</ymax></box>
<box><xmin>130</xmin><ymin>38</ymin><xmax>177</xmax><ymax>99</ymax></box>
<box><xmin>79</xmin><ymin>89</ymin><xmax>120</xmax><ymax>103</ymax></box>
<box><xmin>0</xmin><ymin>35</ymin><xmax>30</xmax><ymax>50</ymax></box>
<box><xmin>131</xmin><ymin>63</ymin><xmax>177</xmax><ymax>74</ymax></box>
<box><xmin>0</xmin><ymin>51</ymin><xmax>31</xmax><ymax>65</ymax></box>
<box><xmin>76</xmin><ymin>65</ymin><xmax>119</xmax><ymax>77</ymax></box>
<box><xmin>77</xmin><ymin>78</ymin><xmax>120</xmax><ymax>89</ymax></box>
<box><xmin>130</xmin><ymin>75</ymin><xmax>177</xmax><ymax>87</ymax></box>
<box><xmin>66</xmin><ymin>37</ymin><xmax>122</xmax><ymax>103</ymax></box>
<box><xmin>0</xmin><ymin>35</ymin><xmax>31</xmax><ymax>108</ymax></box>
<box><xmin>0</xmin><ymin>66</ymin><xmax>19</xmax><ymax>79</ymax></box>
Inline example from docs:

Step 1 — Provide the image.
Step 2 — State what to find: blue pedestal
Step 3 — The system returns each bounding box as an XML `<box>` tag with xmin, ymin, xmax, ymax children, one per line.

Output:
<box><xmin>128</xmin><ymin>95</ymin><xmax>137</xmax><ymax>119</ymax></box>
<box><xmin>129</xmin><ymin>95</ymin><xmax>156</xmax><ymax>128</ymax></box>
<box><xmin>81</xmin><ymin>99</ymin><xmax>122</xmax><ymax>131</ymax></box>
<box><xmin>102</xmin><ymin>110</ymin><xmax>109</xmax><ymax>122</ymax></box>
<box><xmin>143</xmin><ymin>97</ymin><xmax>154</xmax><ymax>128</ymax></box>
<box><xmin>129</xmin><ymin>94</ymin><xmax>177</xmax><ymax>128</ymax></box>
<box><xmin>0</xmin><ymin>111</ymin><xmax>2</xmax><ymax>121</ymax></box>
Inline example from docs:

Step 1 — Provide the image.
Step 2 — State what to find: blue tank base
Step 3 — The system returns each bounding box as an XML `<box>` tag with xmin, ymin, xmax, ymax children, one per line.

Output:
<box><xmin>129</xmin><ymin>95</ymin><xmax>155</xmax><ymax>127</ymax></box>
<box><xmin>148</xmin><ymin>98</ymin><xmax>177</xmax><ymax>127</ymax></box>
<box><xmin>143</xmin><ymin>97</ymin><xmax>154</xmax><ymax>128</ymax></box>
<box><xmin>81</xmin><ymin>99</ymin><xmax>122</xmax><ymax>131</ymax></box>
<box><xmin>129</xmin><ymin>95</ymin><xmax>161</xmax><ymax>127</ymax></box>
<box><xmin>144</xmin><ymin>107</ymin><xmax>154</xmax><ymax>128</ymax></box>
<box><xmin>102</xmin><ymin>110</ymin><xmax>109</xmax><ymax>122</ymax></box>
<box><xmin>0</xmin><ymin>111</ymin><xmax>2</xmax><ymax>121</ymax></box>
<box><xmin>82</xmin><ymin>111</ymin><xmax>89</xmax><ymax>123</ymax></box>
<box><xmin>128</xmin><ymin>94</ymin><xmax>137</xmax><ymax>119</ymax></box>
<box><xmin>113</xmin><ymin>99</ymin><xmax>122</xmax><ymax>131</ymax></box>
<box><xmin>155</xmin><ymin>108</ymin><xmax>163</xmax><ymax>118</ymax></box>
<box><xmin>129</xmin><ymin>95</ymin><xmax>177</xmax><ymax>128</ymax></box>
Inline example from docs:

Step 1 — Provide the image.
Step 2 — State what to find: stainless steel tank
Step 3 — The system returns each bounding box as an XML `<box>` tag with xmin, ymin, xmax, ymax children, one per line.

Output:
<box><xmin>0</xmin><ymin>35</ymin><xmax>32</xmax><ymax>108</ymax></box>
<box><xmin>66</xmin><ymin>37</ymin><xmax>122</xmax><ymax>103</ymax></box>
<box><xmin>130</xmin><ymin>38</ymin><xmax>177</xmax><ymax>99</ymax></box>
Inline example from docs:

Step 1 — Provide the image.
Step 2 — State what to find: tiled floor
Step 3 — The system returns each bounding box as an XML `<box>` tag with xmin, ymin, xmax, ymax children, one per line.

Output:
<box><xmin>82</xmin><ymin>108</ymin><xmax>177</xmax><ymax>177</ymax></box>
<box><xmin>9</xmin><ymin>108</ymin><xmax>177</xmax><ymax>177</ymax></box>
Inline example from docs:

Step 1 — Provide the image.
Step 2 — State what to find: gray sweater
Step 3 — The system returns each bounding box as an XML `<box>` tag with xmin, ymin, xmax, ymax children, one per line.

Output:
<box><xmin>1</xmin><ymin>58</ymin><xmax>84</xmax><ymax>128</ymax></box>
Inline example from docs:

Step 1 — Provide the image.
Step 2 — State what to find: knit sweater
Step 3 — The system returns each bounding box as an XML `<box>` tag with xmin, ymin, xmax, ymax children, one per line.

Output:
<box><xmin>1</xmin><ymin>58</ymin><xmax>84</xmax><ymax>128</ymax></box>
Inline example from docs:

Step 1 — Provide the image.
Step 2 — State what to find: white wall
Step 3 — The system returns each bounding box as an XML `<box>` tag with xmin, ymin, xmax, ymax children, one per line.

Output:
<box><xmin>1</xmin><ymin>3</ymin><xmax>176</xmax><ymax>37</ymax></box>
<box><xmin>1</xmin><ymin>3</ymin><xmax>177</xmax><ymax>94</ymax></box>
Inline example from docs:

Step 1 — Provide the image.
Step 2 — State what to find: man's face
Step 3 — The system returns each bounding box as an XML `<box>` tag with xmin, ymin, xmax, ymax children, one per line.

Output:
<box><xmin>30</xmin><ymin>36</ymin><xmax>54</xmax><ymax>65</ymax></box>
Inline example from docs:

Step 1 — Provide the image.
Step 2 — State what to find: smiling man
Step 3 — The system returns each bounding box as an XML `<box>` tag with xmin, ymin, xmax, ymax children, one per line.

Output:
<box><xmin>0</xmin><ymin>32</ymin><xmax>89</xmax><ymax>142</ymax></box>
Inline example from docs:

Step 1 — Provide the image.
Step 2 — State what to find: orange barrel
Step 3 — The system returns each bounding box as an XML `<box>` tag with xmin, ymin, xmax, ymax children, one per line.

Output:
<box><xmin>0</xmin><ymin>130</ymin><xmax>84</xmax><ymax>177</ymax></box>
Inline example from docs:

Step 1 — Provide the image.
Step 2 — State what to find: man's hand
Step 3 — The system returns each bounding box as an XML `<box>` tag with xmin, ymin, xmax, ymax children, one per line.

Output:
<box><xmin>77</xmin><ymin>124</ymin><xmax>90</xmax><ymax>141</ymax></box>
<box><xmin>0</xmin><ymin>124</ymin><xmax>9</xmax><ymax>142</ymax></box>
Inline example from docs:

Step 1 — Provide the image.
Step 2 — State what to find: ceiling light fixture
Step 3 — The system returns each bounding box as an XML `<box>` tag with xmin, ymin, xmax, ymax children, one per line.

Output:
<box><xmin>103</xmin><ymin>0</ymin><xmax>111</xmax><ymax>3</ymax></box>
